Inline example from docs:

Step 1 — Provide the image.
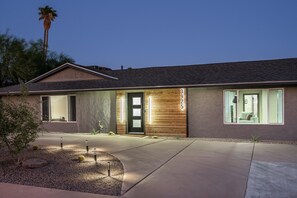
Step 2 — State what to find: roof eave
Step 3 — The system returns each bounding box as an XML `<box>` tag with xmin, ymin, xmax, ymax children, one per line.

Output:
<box><xmin>2</xmin><ymin>80</ymin><xmax>297</xmax><ymax>96</ymax></box>
<box><xmin>26</xmin><ymin>63</ymin><xmax>118</xmax><ymax>83</ymax></box>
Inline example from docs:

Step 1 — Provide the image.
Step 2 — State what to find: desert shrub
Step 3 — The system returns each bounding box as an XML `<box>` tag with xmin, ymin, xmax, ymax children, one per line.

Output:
<box><xmin>90</xmin><ymin>128</ymin><xmax>99</xmax><ymax>135</ymax></box>
<box><xmin>78</xmin><ymin>155</ymin><xmax>85</xmax><ymax>162</ymax></box>
<box><xmin>90</xmin><ymin>120</ymin><xmax>104</xmax><ymax>135</ymax></box>
<box><xmin>98</xmin><ymin>121</ymin><xmax>104</xmax><ymax>133</ymax></box>
<box><xmin>0</xmin><ymin>99</ymin><xmax>41</xmax><ymax>156</ymax></box>
<box><xmin>251</xmin><ymin>135</ymin><xmax>260</xmax><ymax>142</ymax></box>
<box><xmin>32</xmin><ymin>145</ymin><xmax>39</xmax><ymax>151</ymax></box>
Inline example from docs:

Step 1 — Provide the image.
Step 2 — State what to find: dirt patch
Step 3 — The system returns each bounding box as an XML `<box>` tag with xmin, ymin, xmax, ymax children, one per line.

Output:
<box><xmin>0</xmin><ymin>146</ymin><xmax>124</xmax><ymax>196</ymax></box>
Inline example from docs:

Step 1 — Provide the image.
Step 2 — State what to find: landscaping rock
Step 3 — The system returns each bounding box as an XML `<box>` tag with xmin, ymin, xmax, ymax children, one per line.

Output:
<box><xmin>22</xmin><ymin>158</ymin><xmax>48</xmax><ymax>168</ymax></box>
<box><xmin>1</xmin><ymin>148</ymin><xmax>124</xmax><ymax>196</ymax></box>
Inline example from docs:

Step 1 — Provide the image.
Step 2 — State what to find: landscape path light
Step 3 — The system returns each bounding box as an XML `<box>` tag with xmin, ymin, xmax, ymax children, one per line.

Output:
<box><xmin>93</xmin><ymin>148</ymin><xmax>97</xmax><ymax>162</ymax></box>
<box><xmin>60</xmin><ymin>137</ymin><xmax>63</xmax><ymax>149</ymax></box>
<box><xmin>108</xmin><ymin>162</ymin><xmax>111</xmax><ymax>176</ymax></box>
<box><xmin>85</xmin><ymin>140</ymin><xmax>89</xmax><ymax>153</ymax></box>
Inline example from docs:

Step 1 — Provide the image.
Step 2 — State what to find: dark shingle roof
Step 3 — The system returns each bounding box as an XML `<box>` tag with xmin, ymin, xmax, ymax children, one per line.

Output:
<box><xmin>1</xmin><ymin>58</ymin><xmax>297</xmax><ymax>95</ymax></box>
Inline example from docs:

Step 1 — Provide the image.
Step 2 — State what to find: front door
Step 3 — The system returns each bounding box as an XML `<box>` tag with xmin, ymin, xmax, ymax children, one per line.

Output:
<box><xmin>128</xmin><ymin>93</ymin><xmax>144</xmax><ymax>134</ymax></box>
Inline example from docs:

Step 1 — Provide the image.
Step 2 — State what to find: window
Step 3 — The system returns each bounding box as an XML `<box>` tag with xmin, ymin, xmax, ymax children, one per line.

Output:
<box><xmin>224</xmin><ymin>89</ymin><xmax>283</xmax><ymax>124</ymax></box>
<box><xmin>42</xmin><ymin>97</ymin><xmax>50</xmax><ymax>121</ymax></box>
<box><xmin>41</xmin><ymin>95</ymin><xmax>76</xmax><ymax>122</ymax></box>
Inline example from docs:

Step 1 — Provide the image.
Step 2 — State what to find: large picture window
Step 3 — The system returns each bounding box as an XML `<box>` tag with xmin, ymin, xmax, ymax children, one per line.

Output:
<box><xmin>41</xmin><ymin>95</ymin><xmax>76</xmax><ymax>122</ymax></box>
<box><xmin>224</xmin><ymin>89</ymin><xmax>283</xmax><ymax>124</ymax></box>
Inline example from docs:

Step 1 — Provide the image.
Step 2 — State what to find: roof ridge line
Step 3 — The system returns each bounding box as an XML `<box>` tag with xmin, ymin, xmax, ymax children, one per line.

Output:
<box><xmin>26</xmin><ymin>62</ymin><xmax>118</xmax><ymax>84</ymax></box>
<box><xmin>111</xmin><ymin>57</ymin><xmax>297</xmax><ymax>71</ymax></box>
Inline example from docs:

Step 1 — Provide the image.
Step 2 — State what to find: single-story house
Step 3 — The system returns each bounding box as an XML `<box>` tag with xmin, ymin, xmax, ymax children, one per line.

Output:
<box><xmin>1</xmin><ymin>58</ymin><xmax>297</xmax><ymax>141</ymax></box>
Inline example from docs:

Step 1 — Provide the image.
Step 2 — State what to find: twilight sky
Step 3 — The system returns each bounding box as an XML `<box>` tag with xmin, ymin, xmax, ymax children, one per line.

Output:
<box><xmin>1</xmin><ymin>0</ymin><xmax>297</xmax><ymax>69</ymax></box>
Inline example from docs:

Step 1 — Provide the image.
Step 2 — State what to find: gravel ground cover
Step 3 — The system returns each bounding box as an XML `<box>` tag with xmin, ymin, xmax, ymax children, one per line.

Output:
<box><xmin>0</xmin><ymin>146</ymin><xmax>124</xmax><ymax>196</ymax></box>
<box><xmin>146</xmin><ymin>136</ymin><xmax>297</xmax><ymax>145</ymax></box>
<box><xmin>194</xmin><ymin>138</ymin><xmax>297</xmax><ymax>144</ymax></box>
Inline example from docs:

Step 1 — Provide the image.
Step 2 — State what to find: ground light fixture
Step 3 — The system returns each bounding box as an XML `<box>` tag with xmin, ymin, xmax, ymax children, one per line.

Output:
<box><xmin>85</xmin><ymin>140</ymin><xmax>89</xmax><ymax>153</ymax></box>
<box><xmin>108</xmin><ymin>162</ymin><xmax>111</xmax><ymax>176</ymax></box>
<box><xmin>93</xmin><ymin>148</ymin><xmax>97</xmax><ymax>162</ymax></box>
<box><xmin>60</xmin><ymin>137</ymin><xmax>63</xmax><ymax>149</ymax></box>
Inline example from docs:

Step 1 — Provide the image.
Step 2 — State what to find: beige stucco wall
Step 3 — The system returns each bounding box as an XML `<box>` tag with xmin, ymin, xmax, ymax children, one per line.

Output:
<box><xmin>188</xmin><ymin>87</ymin><xmax>297</xmax><ymax>140</ymax></box>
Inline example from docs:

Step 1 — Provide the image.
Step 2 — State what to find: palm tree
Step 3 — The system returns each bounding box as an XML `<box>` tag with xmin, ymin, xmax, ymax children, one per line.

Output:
<box><xmin>38</xmin><ymin>6</ymin><xmax>57</xmax><ymax>56</ymax></box>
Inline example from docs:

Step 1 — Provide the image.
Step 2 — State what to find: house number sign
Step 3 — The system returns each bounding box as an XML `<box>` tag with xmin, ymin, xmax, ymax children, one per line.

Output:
<box><xmin>180</xmin><ymin>88</ymin><xmax>185</xmax><ymax>110</ymax></box>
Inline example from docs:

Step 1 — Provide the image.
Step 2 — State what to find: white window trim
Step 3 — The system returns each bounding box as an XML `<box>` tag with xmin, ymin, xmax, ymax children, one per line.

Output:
<box><xmin>40</xmin><ymin>95</ymin><xmax>77</xmax><ymax>123</ymax></box>
<box><xmin>223</xmin><ymin>88</ymin><xmax>284</xmax><ymax>125</ymax></box>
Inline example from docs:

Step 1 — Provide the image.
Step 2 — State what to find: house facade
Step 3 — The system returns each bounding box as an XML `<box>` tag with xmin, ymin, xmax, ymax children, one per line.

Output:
<box><xmin>1</xmin><ymin>58</ymin><xmax>297</xmax><ymax>141</ymax></box>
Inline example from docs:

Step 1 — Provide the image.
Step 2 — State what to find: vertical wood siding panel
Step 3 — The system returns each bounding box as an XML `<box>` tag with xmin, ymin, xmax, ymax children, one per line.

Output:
<box><xmin>116</xmin><ymin>91</ymin><xmax>127</xmax><ymax>135</ymax></box>
<box><xmin>144</xmin><ymin>88</ymin><xmax>187</xmax><ymax>137</ymax></box>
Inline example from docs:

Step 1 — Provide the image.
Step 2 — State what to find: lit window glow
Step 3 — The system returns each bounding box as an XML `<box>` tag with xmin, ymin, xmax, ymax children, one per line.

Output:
<box><xmin>41</xmin><ymin>95</ymin><xmax>76</xmax><ymax>122</ymax></box>
<box><xmin>120</xmin><ymin>96</ymin><xmax>125</xmax><ymax>123</ymax></box>
<box><xmin>224</xmin><ymin>89</ymin><xmax>284</xmax><ymax>124</ymax></box>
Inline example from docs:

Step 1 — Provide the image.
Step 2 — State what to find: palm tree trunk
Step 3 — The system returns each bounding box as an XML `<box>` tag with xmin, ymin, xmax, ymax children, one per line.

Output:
<box><xmin>43</xmin><ymin>29</ymin><xmax>46</xmax><ymax>53</ymax></box>
<box><xmin>43</xmin><ymin>29</ymin><xmax>49</xmax><ymax>56</ymax></box>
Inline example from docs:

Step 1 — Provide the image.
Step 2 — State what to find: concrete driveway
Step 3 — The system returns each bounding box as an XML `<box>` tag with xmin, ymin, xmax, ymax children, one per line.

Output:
<box><xmin>1</xmin><ymin>132</ymin><xmax>296</xmax><ymax>198</ymax></box>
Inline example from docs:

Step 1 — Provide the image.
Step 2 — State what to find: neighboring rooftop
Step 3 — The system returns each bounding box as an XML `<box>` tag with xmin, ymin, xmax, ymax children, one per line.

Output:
<box><xmin>1</xmin><ymin>58</ymin><xmax>297</xmax><ymax>95</ymax></box>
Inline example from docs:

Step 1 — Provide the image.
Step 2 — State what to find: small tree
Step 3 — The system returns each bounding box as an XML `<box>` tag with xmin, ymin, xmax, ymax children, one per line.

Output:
<box><xmin>0</xmin><ymin>32</ymin><xmax>75</xmax><ymax>88</ymax></box>
<box><xmin>0</xmin><ymin>99</ymin><xmax>41</xmax><ymax>158</ymax></box>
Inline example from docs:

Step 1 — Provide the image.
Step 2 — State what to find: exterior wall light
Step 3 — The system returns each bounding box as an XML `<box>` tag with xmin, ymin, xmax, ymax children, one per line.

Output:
<box><xmin>120</xmin><ymin>96</ymin><xmax>125</xmax><ymax>123</ymax></box>
<box><xmin>148</xmin><ymin>96</ymin><xmax>152</xmax><ymax>124</ymax></box>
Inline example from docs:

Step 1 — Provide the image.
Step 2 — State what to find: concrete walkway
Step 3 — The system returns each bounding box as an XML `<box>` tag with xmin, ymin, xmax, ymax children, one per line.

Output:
<box><xmin>1</xmin><ymin>132</ymin><xmax>296</xmax><ymax>198</ymax></box>
<box><xmin>245</xmin><ymin>143</ymin><xmax>297</xmax><ymax>198</ymax></box>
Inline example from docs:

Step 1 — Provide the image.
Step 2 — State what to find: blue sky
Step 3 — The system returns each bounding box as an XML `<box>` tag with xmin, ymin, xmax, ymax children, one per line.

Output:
<box><xmin>1</xmin><ymin>0</ymin><xmax>297</xmax><ymax>69</ymax></box>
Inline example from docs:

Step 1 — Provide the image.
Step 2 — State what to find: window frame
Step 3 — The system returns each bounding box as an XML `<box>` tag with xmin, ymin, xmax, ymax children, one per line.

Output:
<box><xmin>40</xmin><ymin>95</ymin><xmax>77</xmax><ymax>123</ymax></box>
<box><xmin>223</xmin><ymin>88</ymin><xmax>284</xmax><ymax>125</ymax></box>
